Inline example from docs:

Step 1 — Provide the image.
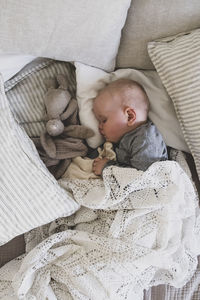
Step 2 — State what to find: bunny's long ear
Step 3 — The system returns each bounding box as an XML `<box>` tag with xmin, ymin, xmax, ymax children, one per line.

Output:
<box><xmin>57</xmin><ymin>74</ymin><xmax>68</xmax><ymax>90</ymax></box>
<box><xmin>44</xmin><ymin>77</ymin><xmax>58</xmax><ymax>90</ymax></box>
<box><xmin>40</xmin><ymin>131</ymin><xmax>56</xmax><ymax>158</ymax></box>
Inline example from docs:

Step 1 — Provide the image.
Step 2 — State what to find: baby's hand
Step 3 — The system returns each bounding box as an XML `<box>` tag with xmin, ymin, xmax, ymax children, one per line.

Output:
<box><xmin>92</xmin><ymin>157</ymin><xmax>109</xmax><ymax>176</ymax></box>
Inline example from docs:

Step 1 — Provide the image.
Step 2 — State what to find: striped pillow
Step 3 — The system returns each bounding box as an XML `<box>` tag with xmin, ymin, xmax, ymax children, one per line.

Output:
<box><xmin>148</xmin><ymin>28</ymin><xmax>200</xmax><ymax>180</ymax></box>
<box><xmin>0</xmin><ymin>74</ymin><xmax>79</xmax><ymax>245</ymax></box>
<box><xmin>4</xmin><ymin>58</ymin><xmax>76</xmax><ymax>138</ymax></box>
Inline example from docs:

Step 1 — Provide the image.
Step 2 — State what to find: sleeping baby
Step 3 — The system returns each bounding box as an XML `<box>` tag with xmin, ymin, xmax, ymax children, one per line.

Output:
<box><xmin>92</xmin><ymin>78</ymin><xmax>168</xmax><ymax>175</ymax></box>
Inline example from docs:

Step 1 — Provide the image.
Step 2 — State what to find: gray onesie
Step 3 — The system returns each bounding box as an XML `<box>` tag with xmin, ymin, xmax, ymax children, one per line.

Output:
<box><xmin>105</xmin><ymin>120</ymin><xmax>168</xmax><ymax>172</ymax></box>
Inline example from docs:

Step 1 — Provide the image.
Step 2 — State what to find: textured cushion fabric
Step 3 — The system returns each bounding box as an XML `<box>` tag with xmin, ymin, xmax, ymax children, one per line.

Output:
<box><xmin>148</xmin><ymin>28</ymin><xmax>200</xmax><ymax>180</ymax></box>
<box><xmin>75</xmin><ymin>62</ymin><xmax>189</xmax><ymax>152</ymax></box>
<box><xmin>4</xmin><ymin>58</ymin><xmax>76</xmax><ymax>137</ymax></box>
<box><xmin>0</xmin><ymin>74</ymin><xmax>80</xmax><ymax>245</ymax></box>
<box><xmin>117</xmin><ymin>0</ymin><xmax>200</xmax><ymax>70</ymax></box>
<box><xmin>0</xmin><ymin>0</ymin><xmax>131</xmax><ymax>72</ymax></box>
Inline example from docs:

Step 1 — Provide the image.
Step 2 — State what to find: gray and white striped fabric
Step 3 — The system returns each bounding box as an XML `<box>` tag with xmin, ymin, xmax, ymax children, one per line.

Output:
<box><xmin>0</xmin><ymin>74</ymin><xmax>79</xmax><ymax>245</ymax></box>
<box><xmin>148</xmin><ymin>28</ymin><xmax>200</xmax><ymax>180</ymax></box>
<box><xmin>4</xmin><ymin>58</ymin><xmax>76</xmax><ymax>137</ymax></box>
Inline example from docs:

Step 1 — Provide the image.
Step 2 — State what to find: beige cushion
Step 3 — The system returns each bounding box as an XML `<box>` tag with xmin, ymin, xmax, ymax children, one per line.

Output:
<box><xmin>117</xmin><ymin>0</ymin><xmax>200</xmax><ymax>69</ymax></box>
<box><xmin>75</xmin><ymin>62</ymin><xmax>189</xmax><ymax>152</ymax></box>
<box><xmin>0</xmin><ymin>74</ymin><xmax>79</xmax><ymax>245</ymax></box>
<box><xmin>0</xmin><ymin>0</ymin><xmax>131</xmax><ymax>71</ymax></box>
<box><xmin>148</xmin><ymin>28</ymin><xmax>200</xmax><ymax>180</ymax></box>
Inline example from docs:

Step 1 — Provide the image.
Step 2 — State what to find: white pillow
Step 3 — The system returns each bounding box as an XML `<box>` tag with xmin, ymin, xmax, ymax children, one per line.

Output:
<box><xmin>0</xmin><ymin>54</ymin><xmax>35</xmax><ymax>82</ymax></box>
<box><xmin>0</xmin><ymin>0</ymin><xmax>131</xmax><ymax>72</ymax></box>
<box><xmin>0</xmin><ymin>74</ymin><xmax>79</xmax><ymax>245</ymax></box>
<box><xmin>75</xmin><ymin>62</ymin><xmax>189</xmax><ymax>152</ymax></box>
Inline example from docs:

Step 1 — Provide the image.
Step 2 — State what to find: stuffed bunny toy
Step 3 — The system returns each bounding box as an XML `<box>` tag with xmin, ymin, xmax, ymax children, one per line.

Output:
<box><xmin>35</xmin><ymin>74</ymin><xmax>94</xmax><ymax>179</ymax></box>
<box><xmin>44</xmin><ymin>74</ymin><xmax>71</xmax><ymax>136</ymax></box>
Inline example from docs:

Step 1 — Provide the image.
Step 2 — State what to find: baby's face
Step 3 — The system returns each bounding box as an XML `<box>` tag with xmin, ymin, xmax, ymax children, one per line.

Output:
<box><xmin>93</xmin><ymin>89</ymin><xmax>128</xmax><ymax>143</ymax></box>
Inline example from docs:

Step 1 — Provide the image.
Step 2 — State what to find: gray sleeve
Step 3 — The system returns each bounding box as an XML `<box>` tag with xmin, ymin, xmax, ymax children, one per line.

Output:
<box><xmin>129</xmin><ymin>129</ymin><xmax>168</xmax><ymax>171</ymax></box>
<box><xmin>103</xmin><ymin>123</ymin><xmax>168</xmax><ymax>173</ymax></box>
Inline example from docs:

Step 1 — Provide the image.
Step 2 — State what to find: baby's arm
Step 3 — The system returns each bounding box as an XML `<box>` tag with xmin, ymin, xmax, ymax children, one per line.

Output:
<box><xmin>92</xmin><ymin>157</ymin><xmax>109</xmax><ymax>176</ymax></box>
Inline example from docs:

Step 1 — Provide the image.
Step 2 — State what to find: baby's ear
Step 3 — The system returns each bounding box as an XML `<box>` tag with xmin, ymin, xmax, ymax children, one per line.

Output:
<box><xmin>125</xmin><ymin>107</ymin><xmax>136</xmax><ymax>126</ymax></box>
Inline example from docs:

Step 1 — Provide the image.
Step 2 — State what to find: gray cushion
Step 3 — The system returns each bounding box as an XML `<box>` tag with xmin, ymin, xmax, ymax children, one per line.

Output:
<box><xmin>0</xmin><ymin>235</ymin><xmax>25</xmax><ymax>267</ymax></box>
<box><xmin>117</xmin><ymin>0</ymin><xmax>200</xmax><ymax>69</ymax></box>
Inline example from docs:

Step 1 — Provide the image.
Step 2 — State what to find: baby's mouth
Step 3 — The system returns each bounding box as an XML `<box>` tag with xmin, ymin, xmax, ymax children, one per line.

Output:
<box><xmin>100</xmin><ymin>130</ymin><xmax>105</xmax><ymax>138</ymax></box>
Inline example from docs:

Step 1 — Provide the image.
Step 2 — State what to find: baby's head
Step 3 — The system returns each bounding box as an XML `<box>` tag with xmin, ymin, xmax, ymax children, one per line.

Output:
<box><xmin>93</xmin><ymin>78</ymin><xmax>150</xmax><ymax>143</ymax></box>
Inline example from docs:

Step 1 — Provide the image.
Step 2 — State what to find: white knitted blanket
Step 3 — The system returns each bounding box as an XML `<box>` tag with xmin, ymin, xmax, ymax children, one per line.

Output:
<box><xmin>1</xmin><ymin>151</ymin><xmax>200</xmax><ymax>300</ymax></box>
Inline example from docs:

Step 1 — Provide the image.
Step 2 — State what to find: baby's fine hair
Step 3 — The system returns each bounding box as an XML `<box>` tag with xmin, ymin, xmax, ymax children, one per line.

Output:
<box><xmin>103</xmin><ymin>78</ymin><xmax>150</xmax><ymax>113</ymax></box>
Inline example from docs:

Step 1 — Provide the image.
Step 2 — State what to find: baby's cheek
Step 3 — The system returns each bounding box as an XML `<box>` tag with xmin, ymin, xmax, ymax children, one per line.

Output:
<box><xmin>110</xmin><ymin>124</ymin><xmax>120</xmax><ymax>134</ymax></box>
